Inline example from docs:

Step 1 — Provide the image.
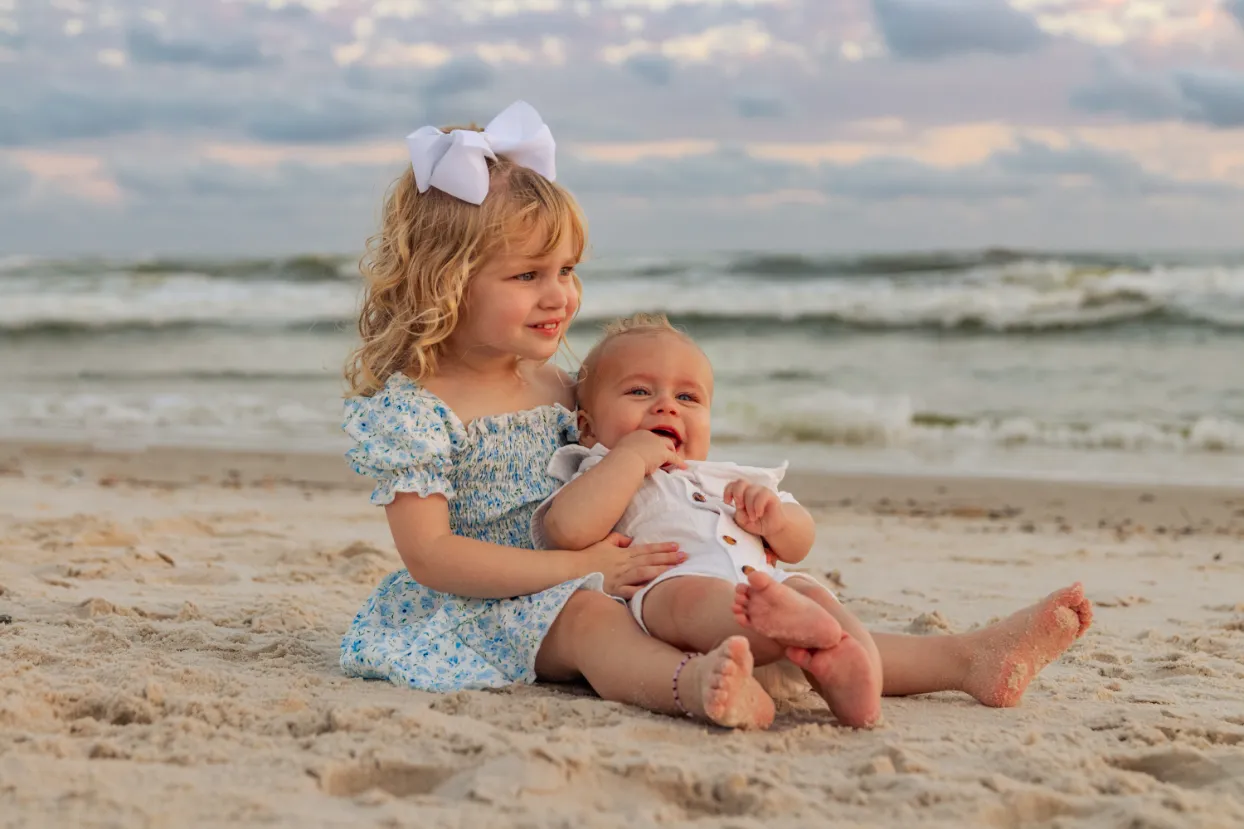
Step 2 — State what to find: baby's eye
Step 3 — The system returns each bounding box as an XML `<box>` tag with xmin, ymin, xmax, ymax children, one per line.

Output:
<box><xmin>676</xmin><ymin>393</ymin><xmax>699</xmax><ymax>402</ymax></box>
<box><xmin>626</xmin><ymin>387</ymin><xmax>650</xmax><ymax>397</ymax></box>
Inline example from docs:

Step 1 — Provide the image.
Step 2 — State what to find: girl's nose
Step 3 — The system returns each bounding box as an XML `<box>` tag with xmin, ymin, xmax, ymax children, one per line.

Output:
<box><xmin>540</xmin><ymin>282</ymin><xmax>571</xmax><ymax>310</ymax></box>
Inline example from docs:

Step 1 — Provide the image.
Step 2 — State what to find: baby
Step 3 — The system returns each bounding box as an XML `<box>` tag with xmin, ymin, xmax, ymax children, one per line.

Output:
<box><xmin>533</xmin><ymin>313</ymin><xmax>883</xmax><ymax>727</ymax></box>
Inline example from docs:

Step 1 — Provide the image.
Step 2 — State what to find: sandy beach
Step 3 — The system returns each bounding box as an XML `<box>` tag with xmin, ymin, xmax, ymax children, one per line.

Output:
<box><xmin>2</xmin><ymin>440</ymin><xmax>1242</xmax><ymax>828</ymax></box>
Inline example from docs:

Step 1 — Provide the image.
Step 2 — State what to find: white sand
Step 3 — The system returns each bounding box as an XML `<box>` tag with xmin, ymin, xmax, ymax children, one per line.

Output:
<box><xmin>1</xmin><ymin>443</ymin><xmax>1242</xmax><ymax>828</ymax></box>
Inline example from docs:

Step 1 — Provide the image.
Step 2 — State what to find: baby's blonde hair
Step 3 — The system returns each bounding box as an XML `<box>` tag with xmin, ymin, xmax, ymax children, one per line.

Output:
<box><xmin>345</xmin><ymin>124</ymin><xmax>587</xmax><ymax>397</ymax></box>
<box><xmin>575</xmin><ymin>312</ymin><xmax>698</xmax><ymax>408</ymax></box>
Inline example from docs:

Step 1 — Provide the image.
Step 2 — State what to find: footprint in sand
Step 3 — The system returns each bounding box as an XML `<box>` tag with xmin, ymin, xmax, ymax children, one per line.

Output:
<box><xmin>1111</xmin><ymin>749</ymin><xmax>1244</xmax><ymax>796</ymax></box>
<box><xmin>315</xmin><ymin>758</ymin><xmax>459</xmax><ymax>798</ymax></box>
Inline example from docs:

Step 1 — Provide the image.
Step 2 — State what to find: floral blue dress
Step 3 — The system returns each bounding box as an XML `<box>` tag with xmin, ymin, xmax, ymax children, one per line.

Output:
<box><xmin>339</xmin><ymin>371</ymin><xmax>603</xmax><ymax>692</ymax></box>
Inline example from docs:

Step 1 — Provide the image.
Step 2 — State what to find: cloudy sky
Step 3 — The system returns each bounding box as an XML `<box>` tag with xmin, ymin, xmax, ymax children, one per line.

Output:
<box><xmin>2</xmin><ymin>0</ymin><xmax>1243</xmax><ymax>256</ymax></box>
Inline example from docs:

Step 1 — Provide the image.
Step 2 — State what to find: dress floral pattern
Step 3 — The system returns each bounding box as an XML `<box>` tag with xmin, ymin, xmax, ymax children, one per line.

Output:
<box><xmin>339</xmin><ymin>371</ymin><xmax>601</xmax><ymax>692</ymax></box>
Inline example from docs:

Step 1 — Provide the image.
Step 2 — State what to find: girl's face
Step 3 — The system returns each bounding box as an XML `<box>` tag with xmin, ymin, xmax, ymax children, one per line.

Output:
<box><xmin>450</xmin><ymin>231</ymin><xmax>580</xmax><ymax>366</ymax></box>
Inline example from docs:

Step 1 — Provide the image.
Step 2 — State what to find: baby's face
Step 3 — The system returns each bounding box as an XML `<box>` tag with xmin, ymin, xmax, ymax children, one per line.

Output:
<box><xmin>579</xmin><ymin>331</ymin><xmax>713</xmax><ymax>462</ymax></box>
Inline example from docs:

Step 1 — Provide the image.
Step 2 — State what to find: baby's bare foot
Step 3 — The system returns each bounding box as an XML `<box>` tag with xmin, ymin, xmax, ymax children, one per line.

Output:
<box><xmin>963</xmin><ymin>582</ymin><xmax>1094</xmax><ymax>707</ymax></box>
<box><xmin>679</xmin><ymin>636</ymin><xmax>775</xmax><ymax>729</ymax></box>
<box><xmin>787</xmin><ymin>637</ymin><xmax>883</xmax><ymax>729</ymax></box>
<box><xmin>732</xmin><ymin>570</ymin><xmax>844</xmax><ymax>649</ymax></box>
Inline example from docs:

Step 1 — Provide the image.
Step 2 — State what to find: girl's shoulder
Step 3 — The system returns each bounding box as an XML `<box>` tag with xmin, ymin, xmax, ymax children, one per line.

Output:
<box><xmin>343</xmin><ymin>371</ymin><xmax>464</xmax><ymax>447</ymax></box>
<box><xmin>344</xmin><ymin>369</ymin><xmax>577</xmax><ymax>446</ymax></box>
<box><xmin>536</xmin><ymin>362</ymin><xmax>577</xmax><ymax>412</ymax></box>
<box><xmin>342</xmin><ymin>370</ymin><xmax>578</xmax><ymax>505</ymax></box>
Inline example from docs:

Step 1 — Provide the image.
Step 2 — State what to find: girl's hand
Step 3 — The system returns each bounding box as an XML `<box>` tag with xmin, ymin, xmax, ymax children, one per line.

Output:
<box><xmin>584</xmin><ymin>532</ymin><xmax>685</xmax><ymax>599</ymax></box>
<box><xmin>613</xmin><ymin>430</ymin><xmax>686</xmax><ymax>476</ymax></box>
<box><xmin>724</xmin><ymin>481</ymin><xmax>786</xmax><ymax>539</ymax></box>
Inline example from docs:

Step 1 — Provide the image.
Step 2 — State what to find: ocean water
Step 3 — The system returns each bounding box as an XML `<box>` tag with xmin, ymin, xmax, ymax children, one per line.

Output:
<box><xmin>2</xmin><ymin>250</ymin><xmax>1242</xmax><ymax>485</ymax></box>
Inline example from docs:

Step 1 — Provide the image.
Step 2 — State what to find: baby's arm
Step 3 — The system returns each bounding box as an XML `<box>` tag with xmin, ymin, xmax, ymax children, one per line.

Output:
<box><xmin>542</xmin><ymin>431</ymin><xmax>684</xmax><ymax>550</ymax></box>
<box><xmin>761</xmin><ymin>503</ymin><xmax>816</xmax><ymax>564</ymax></box>
<box><xmin>541</xmin><ymin>450</ymin><xmax>648</xmax><ymax>550</ymax></box>
<box><xmin>725</xmin><ymin>481</ymin><xmax>816</xmax><ymax>564</ymax></box>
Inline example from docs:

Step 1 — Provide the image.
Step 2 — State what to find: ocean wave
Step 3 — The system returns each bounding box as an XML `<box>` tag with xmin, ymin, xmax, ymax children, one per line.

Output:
<box><xmin>70</xmin><ymin>368</ymin><xmax>337</xmax><ymax>382</ymax></box>
<box><xmin>577</xmin><ymin>262</ymin><xmax>1244</xmax><ymax>332</ymax></box>
<box><xmin>7</xmin><ymin>249</ymin><xmax>1240</xmax><ymax>285</ymax></box>
<box><xmin>5</xmin><ymin>387</ymin><xmax>1240</xmax><ymax>458</ymax></box>
<box><xmin>130</xmin><ymin>254</ymin><xmax>354</xmax><ymax>282</ymax></box>
<box><xmin>0</xmin><ymin>392</ymin><xmax>339</xmax><ymax>450</ymax></box>
<box><xmin>3</xmin><ymin>255</ymin><xmax>1243</xmax><ymax>336</ymax></box>
<box><xmin>0</xmin><ymin>274</ymin><xmax>357</xmax><ymax>334</ymax></box>
<box><xmin>716</xmin><ymin>392</ymin><xmax>1244</xmax><ymax>454</ymax></box>
<box><xmin>0</xmin><ymin>253</ymin><xmax>357</xmax><ymax>282</ymax></box>
<box><xmin>723</xmin><ymin>248</ymin><xmax>1038</xmax><ymax>277</ymax></box>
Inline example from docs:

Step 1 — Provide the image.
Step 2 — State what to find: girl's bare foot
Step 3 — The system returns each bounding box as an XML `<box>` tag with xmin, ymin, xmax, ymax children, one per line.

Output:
<box><xmin>753</xmin><ymin>659</ymin><xmax>810</xmax><ymax>702</ymax></box>
<box><xmin>962</xmin><ymin>582</ymin><xmax>1094</xmax><ymax>707</ymax></box>
<box><xmin>787</xmin><ymin>637</ymin><xmax>883</xmax><ymax>729</ymax></box>
<box><xmin>678</xmin><ymin>636</ymin><xmax>775</xmax><ymax>729</ymax></box>
<box><xmin>732</xmin><ymin>570</ymin><xmax>844</xmax><ymax>649</ymax></box>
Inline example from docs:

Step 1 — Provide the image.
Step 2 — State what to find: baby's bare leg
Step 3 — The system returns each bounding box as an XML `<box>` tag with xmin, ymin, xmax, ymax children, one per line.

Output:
<box><xmin>642</xmin><ymin>576</ymin><xmax>841</xmax><ymax>664</ymax></box>
<box><xmin>731</xmin><ymin>571</ymin><xmax>844</xmax><ymax>648</ymax></box>
<box><xmin>769</xmin><ymin>575</ymin><xmax>883</xmax><ymax>728</ymax></box>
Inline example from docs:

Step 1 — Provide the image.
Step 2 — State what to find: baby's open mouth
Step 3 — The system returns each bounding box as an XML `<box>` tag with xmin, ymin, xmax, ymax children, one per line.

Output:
<box><xmin>649</xmin><ymin>427</ymin><xmax>682</xmax><ymax>449</ymax></box>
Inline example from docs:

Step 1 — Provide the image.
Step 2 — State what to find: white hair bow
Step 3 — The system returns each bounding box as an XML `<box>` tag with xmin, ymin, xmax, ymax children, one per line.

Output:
<box><xmin>406</xmin><ymin>100</ymin><xmax>557</xmax><ymax>205</ymax></box>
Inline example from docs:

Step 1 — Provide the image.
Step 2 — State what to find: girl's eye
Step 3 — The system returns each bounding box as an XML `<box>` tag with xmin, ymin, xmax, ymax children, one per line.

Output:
<box><xmin>559</xmin><ymin>266</ymin><xmax>576</xmax><ymax>277</ymax></box>
<box><xmin>512</xmin><ymin>271</ymin><xmax>537</xmax><ymax>282</ymax></box>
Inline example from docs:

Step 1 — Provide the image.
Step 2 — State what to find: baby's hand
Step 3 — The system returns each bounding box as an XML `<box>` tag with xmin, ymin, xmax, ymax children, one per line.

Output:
<box><xmin>614</xmin><ymin>430</ymin><xmax>686</xmax><ymax>476</ymax></box>
<box><xmin>724</xmin><ymin>481</ymin><xmax>786</xmax><ymax>538</ymax></box>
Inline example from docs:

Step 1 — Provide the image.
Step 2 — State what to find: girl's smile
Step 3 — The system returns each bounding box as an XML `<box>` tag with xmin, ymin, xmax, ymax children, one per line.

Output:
<box><xmin>529</xmin><ymin>318</ymin><xmax>565</xmax><ymax>337</ymax></box>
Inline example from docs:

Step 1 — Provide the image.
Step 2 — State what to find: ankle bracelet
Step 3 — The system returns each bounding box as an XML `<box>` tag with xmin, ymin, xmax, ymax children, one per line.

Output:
<box><xmin>672</xmin><ymin>653</ymin><xmax>696</xmax><ymax>718</ymax></box>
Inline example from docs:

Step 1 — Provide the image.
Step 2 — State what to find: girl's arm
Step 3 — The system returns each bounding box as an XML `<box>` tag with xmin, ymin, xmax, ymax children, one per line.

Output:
<box><xmin>388</xmin><ymin>490</ymin><xmax>683</xmax><ymax>599</ymax></box>
<box><xmin>387</xmin><ymin>492</ymin><xmax>591</xmax><ymax>598</ymax></box>
<box><xmin>540</xmin><ymin>449</ymin><xmax>649</xmax><ymax>551</ymax></box>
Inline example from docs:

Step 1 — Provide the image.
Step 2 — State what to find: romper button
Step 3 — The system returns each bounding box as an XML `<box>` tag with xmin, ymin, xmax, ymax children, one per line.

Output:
<box><xmin>722</xmin><ymin>535</ymin><xmax>737</xmax><ymax>545</ymax></box>
<box><xmin>692</xmin><ymin>492</ymin><xmax>706</xmax><ymax>502</ymax></box>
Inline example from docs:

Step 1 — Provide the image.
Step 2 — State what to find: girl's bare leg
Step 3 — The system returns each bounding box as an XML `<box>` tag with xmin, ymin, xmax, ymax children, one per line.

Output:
<box><xmin>534</xmin><ymin>590</ymin><xmax>775</xmax><ymax>729</ymax></box>
<box><xmin>640</xmin><ymin>575</ymin><xmax>843</xmax><ymax>663</ymax></box>
<box><xmin>866</xmin><ymin>583</ymin><xmax>1093</xmax><ymax>706</ymax></box>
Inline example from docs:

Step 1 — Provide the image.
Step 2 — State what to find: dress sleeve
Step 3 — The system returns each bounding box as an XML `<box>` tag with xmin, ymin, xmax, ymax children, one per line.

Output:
<box><xmin>342</xmin><ymin>388</ymin><xmax>456</xmax><ymax>506</ymax></box>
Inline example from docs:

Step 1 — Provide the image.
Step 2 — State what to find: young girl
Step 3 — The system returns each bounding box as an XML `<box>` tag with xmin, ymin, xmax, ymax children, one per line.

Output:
<box><xmin>340</xmin><ymin>101</ymin><xmax>1091</xmax><ymax>730</ymax></box>
<box><xmin>534</xmin><ymin>314</ymin><xmax>1095</xmax><ymax>729</ymax></box>
<box><xmin>341</xmin><ymin>101</ymin><xmax>776</xmax><ymax>729</ymax></box>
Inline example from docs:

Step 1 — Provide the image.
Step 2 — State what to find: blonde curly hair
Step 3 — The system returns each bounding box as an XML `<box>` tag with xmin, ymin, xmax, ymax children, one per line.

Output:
<box><xmin>345</xmin><ymin>126</ymin><xmax>587</xmax><ymax>397</ymax></box>
<box><xmin>575</xmin><ymin>312</ymin><xmax>700</xmax><ymax>409</ymax></box>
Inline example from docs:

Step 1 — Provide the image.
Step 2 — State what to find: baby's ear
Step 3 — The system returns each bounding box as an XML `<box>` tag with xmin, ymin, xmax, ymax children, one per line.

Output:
<box><xmin>576</xmin><ymin>410</ymin><xmax>596</xmax><ymax>445</ymax></box>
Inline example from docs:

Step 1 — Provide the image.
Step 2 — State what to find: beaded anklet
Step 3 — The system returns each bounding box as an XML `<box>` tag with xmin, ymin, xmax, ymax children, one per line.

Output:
<box><xmin>672</xmin><ymin>652</ymin><xmax>696</xmax><ymax>718</ymax></box>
